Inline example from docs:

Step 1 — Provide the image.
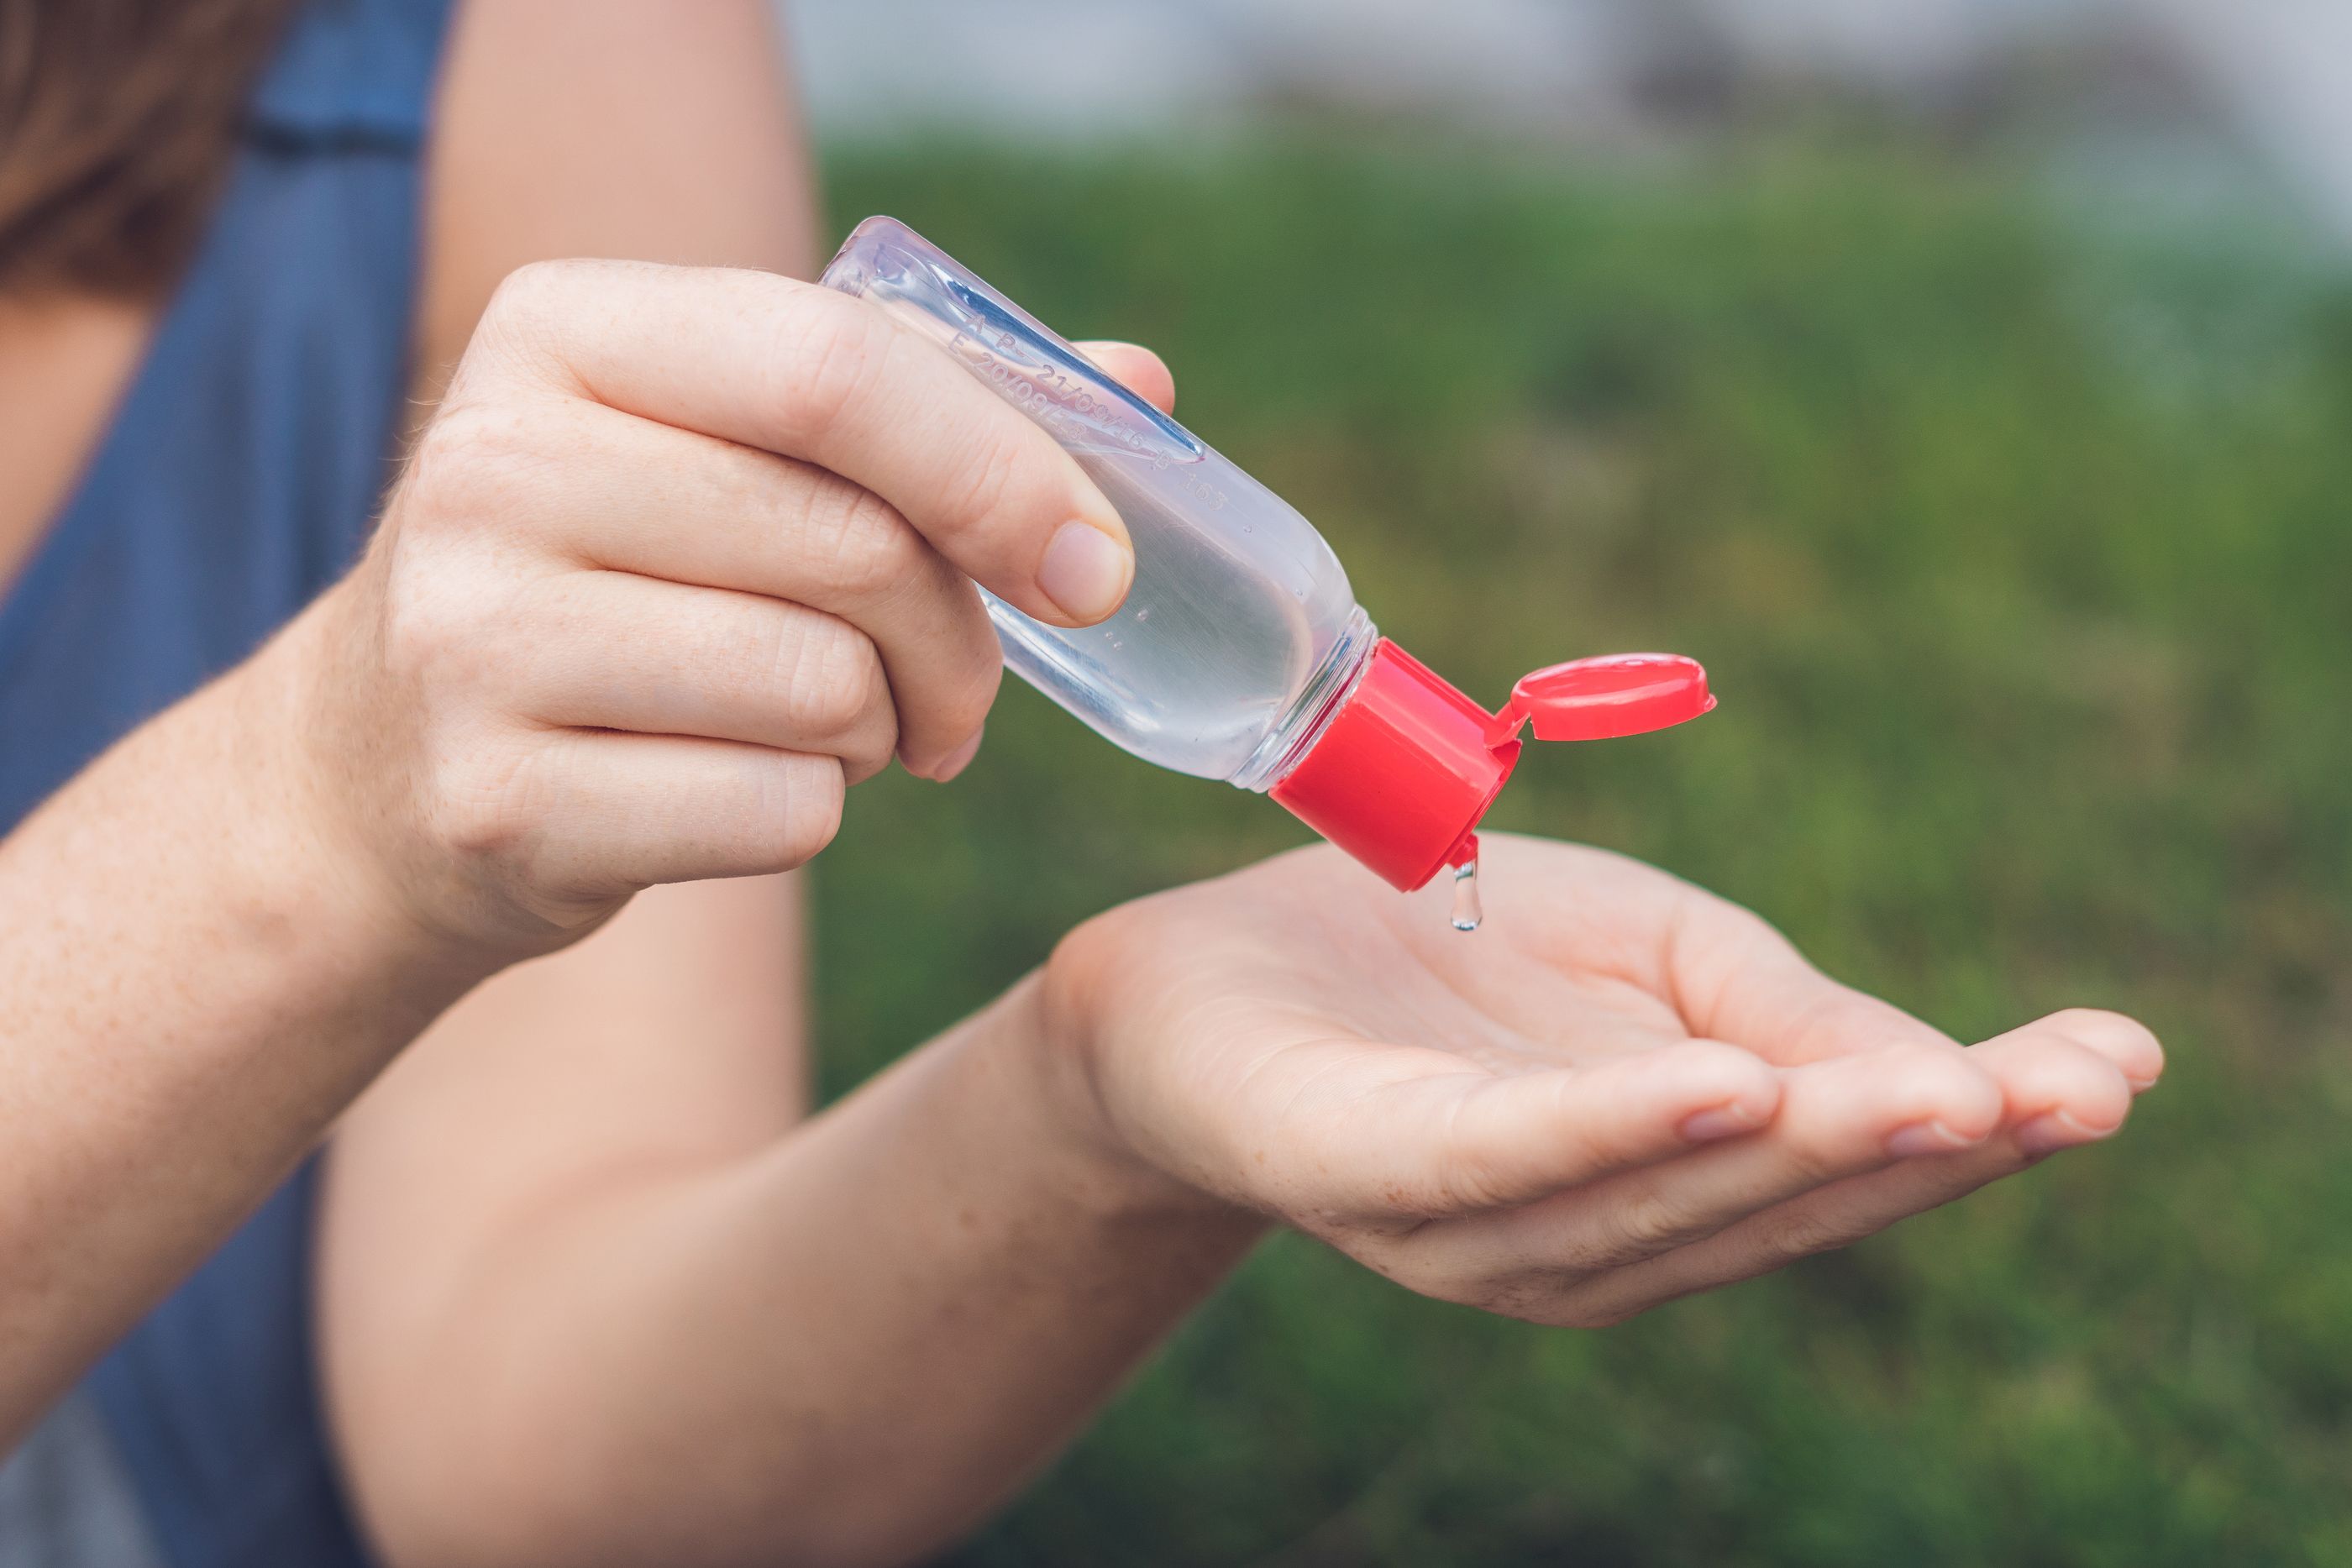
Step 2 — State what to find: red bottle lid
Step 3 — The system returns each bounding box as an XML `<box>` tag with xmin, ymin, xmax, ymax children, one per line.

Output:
<box><xmin>1269</xmin><ymin>640</ymin><xmax>1714</xmax><ymax>891</ymax></box>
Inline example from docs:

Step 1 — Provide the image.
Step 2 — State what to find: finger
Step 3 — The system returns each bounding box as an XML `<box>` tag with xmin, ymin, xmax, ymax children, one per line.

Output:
<box><xmin>507</xmin><ymin>570</ymin><xmax>899</xmax><ymax>784</ymax></box>
<box><xmin>1533</xmin><ymin>1141</ymin><xmax>2027</xmax><ymax>1329</ymax></box>
<box><xmin>1285</xmin><ymin>1039</ymin><xmax>1781</xmax><ymax>1224</ymax></box>
<box><xmin>2023</xmin><ymin>1007</ymin><xmax>2165</xmax><ymax>1092</ymax></box>
<box><xmin>1074</xmin><ymin>340</ymin><xmax>1175</xmax><ymax>413</ymax></box>
<box><xmin>1399</xmin><ymin>1040</ymin><xmax>2004</xmax><ymax>1280</ymax></box>
<box><xmin>512</xmin><ymin>731</ymin><xmax>845</xmax><ymax>909</ymax></box>
<box><xmin>1968</xmin><ymin>1016</ymin><xmax>2139</xmax><ymax>1154</ymax></box>
<box><xmin>473</xmin><ymin>260</ymin><xmax>1136</xmax><ymax>627</ymax></box>
<box><xmin>1515</xmin><ymin>1019</ymin><xmax>2146</xmax><ymax>1326</ymax></box>
<box><xmin>444</xmin><ymin>399</ymin><xmax>1000</xmax><ymax>779</ymax></box>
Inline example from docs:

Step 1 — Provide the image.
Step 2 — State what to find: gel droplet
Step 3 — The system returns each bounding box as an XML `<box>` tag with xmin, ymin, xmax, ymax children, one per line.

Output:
<box><xmin>1450</xmin><ymin>856</ymin><xmax>1483</xmax><ymax>933</ymax></box>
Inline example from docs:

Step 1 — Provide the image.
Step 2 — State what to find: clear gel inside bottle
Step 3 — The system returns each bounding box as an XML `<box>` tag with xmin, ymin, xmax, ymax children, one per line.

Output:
<box><xmin>821</xmin><ymin>218</ymin><xmax>1372</xmax><ymax>792</ymax></box>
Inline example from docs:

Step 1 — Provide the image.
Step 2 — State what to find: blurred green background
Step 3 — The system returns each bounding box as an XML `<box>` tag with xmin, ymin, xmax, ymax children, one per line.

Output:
<box><xmin>807</xmin><ymin>135</ymin><xmax>2352</xmax><ymax>1565</ymax></box>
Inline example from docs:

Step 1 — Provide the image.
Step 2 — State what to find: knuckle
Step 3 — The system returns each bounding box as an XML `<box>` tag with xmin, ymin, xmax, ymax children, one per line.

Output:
<box><xmin>401</xmin><ymin>400</ymin><xmax>548</xmax><ymax>528</ymax></box>
<box><xmin>377</xmin><ymin>588</ymin><xmax>450</xmax><ymax>685</ymax></box>
<box><xmin>774</xmin><ymin>292</ymin><xmax>888</xmax><ymax>448</ymax></box>
<box><xmin>2011</xmin><ymin>1034</ymin><xmax>2131</xmax><ymax>1105</ymax></box>
<box><xmin>774</xmin><ymin>618</ymin><xmax>881</xmax><ymax>741</ymax></box>
<box><xmin>2046</xmin><ymin>1007</ymin><xmax>2163</xmax><ymax>1060</ymax></box>
<box><xmin>377</xmin><ymin>559</ymin><xmax>496</xmax><ymax>694</ymax></box>
<box><xmin>1584</xmin><ymin>1183</ymin><xmax>1703</xmax><ymax>1268</ymax></box>
<box><xmin>839</xmin><ymin>743</ymin><xmax>896</xmax><ymax>789</ymax></box>
<box><xmin>484</xmin><ymin>257</ymin><xmax>562</xmax><ymax>315</ymax></box>
<box><xmin>1427</xmin><ymin>1149</ymin><xmax>1521</xmax><ymax>1217</ymax></box>
<box><xmin>421</xmin><ymin>729</ymin><xmax>547</xmax><ymax>868</ymax></box>
<box><xmin>486</xmin><ymin>258</ymin><xmax>575</xmax><ymax>319</ymax></box>
<box><xmin>839</xmin><ymin>661</ymin><xmax>900</xmax><ymax>778</ymax></box>
<box><xmin>938</xmin><ymin>433</ymin><xmax>1028</xmax><ymax>538</ymax></box>
<box><xmin>1758</xmin><ymin>1205</ymin><xmax>1863</xmax><ymax>1266</ymax></box>
<box><xmin>475</xmin><ymin>260</ymin><xmax>592</xmax><ymax>369</ymax></box>
<box><xmin>1877</xmin><ymin>1040</ymin><xmax>1985</xmax><ymax>1107</ymax></box>
<box><xmin>816</xmin><ymin>487</ymin><xmax>923</xmax><ymax>603</ymax></box>
<box><xmin>402</xmin><ymin>406</ymin><xmax>495</xmax><ymax>518</ymax></box>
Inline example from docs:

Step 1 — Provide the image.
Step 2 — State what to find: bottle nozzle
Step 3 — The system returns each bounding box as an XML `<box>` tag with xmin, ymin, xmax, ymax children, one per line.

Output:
<box><xmin>1271</xmin><ymin>642</ymin><xmax>1714</xmax><ymax>892</ymax></box>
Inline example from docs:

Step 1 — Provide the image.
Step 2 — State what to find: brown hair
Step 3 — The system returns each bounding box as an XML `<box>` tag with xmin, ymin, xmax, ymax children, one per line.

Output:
<box><xmin>0</xmin><ymin>0</ymin><xmax>302</xmax><ymax>299</ymax></box>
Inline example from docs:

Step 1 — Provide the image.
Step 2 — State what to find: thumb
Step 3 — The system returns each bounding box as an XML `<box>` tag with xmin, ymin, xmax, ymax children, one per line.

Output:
<box><xmin>1073</xmin><ymin>340</ymin><xmax>1177</xmax><ymax>415</ymax></box>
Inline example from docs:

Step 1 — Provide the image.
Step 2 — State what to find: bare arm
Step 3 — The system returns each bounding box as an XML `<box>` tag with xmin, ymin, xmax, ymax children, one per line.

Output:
<box><xmin>321</xmin><ymin>899</ymin><xmax>1262</xmax><ymax>1567</ymax></box>
<box><xmin>0</xmin><ymin>648</ymin><xmax>476</xmax><ymax>1441</ymax></box>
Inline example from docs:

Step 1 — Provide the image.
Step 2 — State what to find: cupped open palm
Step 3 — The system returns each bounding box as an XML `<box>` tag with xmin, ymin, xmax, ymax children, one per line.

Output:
<box><xmin>1050</xmin><ymin>833</ymin><xmax>2160</xmax><ymax>1327</ymax></box>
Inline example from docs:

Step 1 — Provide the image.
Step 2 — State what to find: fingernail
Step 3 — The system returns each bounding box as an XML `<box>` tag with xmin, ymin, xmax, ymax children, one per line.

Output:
<box><xmin>1678</xmin><ymin>1104</ymin><xmax>1763</xmax><ymax>1144</ymax></box>
<box><xmin>1038</xmin><ymin>521</ymin><xmax>1133</xmax><ymax>623</ymax></box>
<box><xmin>1883</xmin><ymin>1119</ymin><xmax>1980</xmax><ymax>1158</ymax></box>
<box><xmin>930</xmin><ymin>728</ymin><xmax>984</xmax><ymax>783</ymax></box>
<box><xmin>2014</xmin><ymin>1109</ymin><xmax>2112</xmax><ymax>1156</ymax></box>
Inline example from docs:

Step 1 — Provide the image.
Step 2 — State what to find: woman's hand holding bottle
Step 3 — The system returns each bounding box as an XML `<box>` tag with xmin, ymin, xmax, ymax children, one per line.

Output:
<box><xmin>277</xmin><ymin>260</ymin><xmax>1168</xmax><ymax>953</ymax></box>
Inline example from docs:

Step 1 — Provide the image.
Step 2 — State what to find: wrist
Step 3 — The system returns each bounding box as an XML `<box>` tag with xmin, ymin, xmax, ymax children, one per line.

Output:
<box><xmin>230</xmin><ymin>595</ymin><xmax>499</xmax><ymax>991</ymax></box>
<box><xmin>0</xmin><ymin>613</ymin><xmax>495</xmax><ymax>1116</ymax></box>
<box><xmin>990</xmin><ymin>971</ymin><xmax>1267</xmax><ymax>1241</ymax></box>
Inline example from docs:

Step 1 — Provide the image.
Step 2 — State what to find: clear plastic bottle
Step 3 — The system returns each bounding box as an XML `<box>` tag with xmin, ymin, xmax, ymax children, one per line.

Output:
<box><xmin>821</xmin><ymin>216</ymin><xmax>1367</xmax><ymax>794</ymax></box>
<box><xmin>821</xmin><ymin>217</ymin><xmax>1714</xmax><ymax>896</ymax></box>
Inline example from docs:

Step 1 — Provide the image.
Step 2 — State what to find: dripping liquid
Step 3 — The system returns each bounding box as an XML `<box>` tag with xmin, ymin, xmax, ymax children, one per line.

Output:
<box><xmin>1450</xmin><ymin>855</ymin><xmax>1483</xmax><ymax>933</ymax></box>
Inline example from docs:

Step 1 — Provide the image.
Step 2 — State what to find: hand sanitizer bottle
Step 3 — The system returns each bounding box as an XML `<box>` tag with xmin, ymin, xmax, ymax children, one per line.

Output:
<box><xmin>821</xmin><ymin>218</ymin><xmax>1714</xmax><ymax>901</ymax></box>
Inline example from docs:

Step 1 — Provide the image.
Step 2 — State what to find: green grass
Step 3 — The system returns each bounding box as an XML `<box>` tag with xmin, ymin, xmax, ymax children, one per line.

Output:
<box><xmin>808</xmin><ymin>135</ymin><xmax>2352</xmax><ymax>1565</ymax></box>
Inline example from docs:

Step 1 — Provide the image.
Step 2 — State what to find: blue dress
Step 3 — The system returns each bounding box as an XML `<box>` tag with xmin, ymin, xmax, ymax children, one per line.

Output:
<box><xmin>0</xmin><ymin>2</ymin><xmax>456</xmax><ymax>1561</ymax></box>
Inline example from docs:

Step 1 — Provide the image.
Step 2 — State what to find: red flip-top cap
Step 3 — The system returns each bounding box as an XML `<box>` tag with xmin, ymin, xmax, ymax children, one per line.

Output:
<box><xmin>1270</xmin><ymin>641</ymin><xmax>1714</xmax><ymax>892</ymax></box>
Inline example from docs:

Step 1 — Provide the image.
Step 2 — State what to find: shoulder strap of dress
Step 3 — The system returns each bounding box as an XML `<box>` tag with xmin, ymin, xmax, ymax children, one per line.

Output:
<box><xmin>245</xmin><ymin>0</ymin><xmax>459</xmax><ymax>151</ymax></box>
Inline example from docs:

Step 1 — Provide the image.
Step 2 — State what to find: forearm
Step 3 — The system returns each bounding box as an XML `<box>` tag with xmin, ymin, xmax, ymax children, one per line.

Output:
<box><xmin>0</xmin><ymin>607</ymin><xmax>478</xmax><ymax>1435</ymax></box>
<box><xmin>335</xmin><ymin>977</ymin><xmax>1264</xmax><ymax>1568</ymax></box>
